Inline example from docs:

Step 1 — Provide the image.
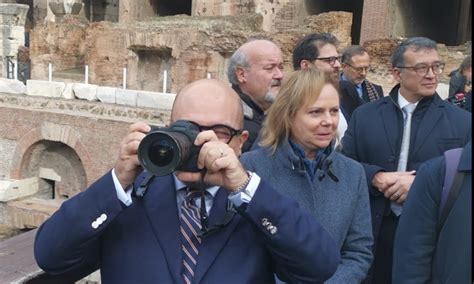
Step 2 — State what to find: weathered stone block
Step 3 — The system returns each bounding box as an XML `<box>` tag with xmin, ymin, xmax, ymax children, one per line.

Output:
<box><xmin>48</xmin><ymin>1</ymin><xmax>83</xmax><ymax>18</ymax></box>
<box><xmin>97</xmin><ymin>86</ymin><xmax>117</xmax><ymax>104</ymax></box>
<box><xmin>0</xmin><ymin>177</ymin><xmax>39</xmax><ymax>202</ymax></box>
<box><xmin>0</xmin><ymin>4</ymin><xmax>29</xmax><ymax>26</ymax></box>
<box><xmin>137</xmin><ymin>91</ymin><xmax>176</xmax><ymax>110</ymax></box>
<box><xmin>26</xmin><ymin>80</ymin><xmax>66</xmax><ymax>98</ymax></box>
<box><xmin>0</xmin><ymin>78</ymin><xmax>26</xmax><ymax>94</ymax></box>
<box><xmin>73</xmin><ymin>83</ymin><xmax>98</xmax><ymax>101</ymax></box>
<box><xmin>38</xmin><ymin>168</ymin><xmax>61</xmax><ymax>182</ymax></box>
<box><xmin>116</xmin><ymin>89</ymin><xmax>138</xmax><ymax>106</ymax></box>
<box><xmin>5</xmin><ymin>198</ymin><xmax>61</xmax><ymax>229</ymax></box>
<box><xmin>0</xmin><ymin>25</ymin><xmax>25</xmax><ymax>56</ymax></box>
<box><xmin>62</xmin><ymin>83</ymin><xmax>74</xmax><ymax>99</ymax></box>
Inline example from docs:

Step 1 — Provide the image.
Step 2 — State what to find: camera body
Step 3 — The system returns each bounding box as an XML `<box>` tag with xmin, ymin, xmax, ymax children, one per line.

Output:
<box><xmin>138</xmin><ymin>120</ymin><xmax>201</xmax><ymax>176</ymax></box>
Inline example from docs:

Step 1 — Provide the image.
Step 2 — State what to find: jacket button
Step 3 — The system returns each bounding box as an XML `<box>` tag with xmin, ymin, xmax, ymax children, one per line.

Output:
<box><xmin>100</xmin><ymin>213</ymin><xmax>107</xmax><ymax>222</ymax></box>
<box><xmin>269</xmin><ymin>226</ymin><xmax>278</xmax><ymax>235</ymax></box>
<box><xmin>91</xmin><ymin>221</ymin><xmax>99</xmax><ymax>229</ymax></box>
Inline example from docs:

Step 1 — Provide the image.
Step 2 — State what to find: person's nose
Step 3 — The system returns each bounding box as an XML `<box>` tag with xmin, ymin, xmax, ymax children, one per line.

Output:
<box><xmin>425</xmin><ymin>66</ymin><xmax>436</xmax><ymax>78</ymax></box>
<box><xmin>321</xmin><ymin>112</ymin><xmax>333</xmax><ymax>126</ymax></box>
<box><xmin>333</xmin><ymin>60</ymin><xmax>341</xmax><ymax>68</ymax></box>
<box><xmin>274</xmin><ymin>67</ymin><xmax>283</xmax><ymax>79</ymax></box>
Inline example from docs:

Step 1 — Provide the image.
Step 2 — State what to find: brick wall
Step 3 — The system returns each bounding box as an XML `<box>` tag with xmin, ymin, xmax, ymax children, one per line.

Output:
<box><xmin>0</xmin><ymin>94</ymin><xmax>170</xmax><ymax>188</ymax></box>
<box><xmin>359</xmin><ymin>0</ymin><xmax>391</xmax><ymax>44</ymax></box>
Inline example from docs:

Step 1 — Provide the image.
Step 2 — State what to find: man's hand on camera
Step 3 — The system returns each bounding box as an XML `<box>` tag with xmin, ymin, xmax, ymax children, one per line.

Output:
<box><xmin>114</xmin><ymin>122</ymin><xmax>150</xmax><ymax>189</ymax></box>
<box><xmin>175</xmin><ymin>130</ymin><xmax>248</xmax><ymax>192</ymax></box>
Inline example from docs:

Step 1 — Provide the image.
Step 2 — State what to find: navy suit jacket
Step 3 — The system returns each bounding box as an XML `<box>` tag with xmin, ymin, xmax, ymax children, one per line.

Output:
<box><xmin>339</xmin><ymin>80</ymin><xmax>384</xmax><ymax>121</ymax></box>
<box><xmin>341</xmin><ymin>85</ymin><xmax>471</xmax><ymax>243</ymax></box>
<box><xmin>393</xmin><ymin>141</ymin><xmax>471</xmax><ymax>283</ymax></box>
<box><xmin>34</xmin><ymin>171</ymin><xmax>340</xmax><ymax>283</ymax></box>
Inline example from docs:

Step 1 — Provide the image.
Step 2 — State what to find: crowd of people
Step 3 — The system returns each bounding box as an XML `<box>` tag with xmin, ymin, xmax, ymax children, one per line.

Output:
<box><xmin>34</xmin><ymin>33</ymin><xmax>471</xmax><ymax>284</ymax></box>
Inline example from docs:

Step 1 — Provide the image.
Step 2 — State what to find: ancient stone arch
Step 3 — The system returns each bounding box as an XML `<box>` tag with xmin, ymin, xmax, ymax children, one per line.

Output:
<box><xmin>9</xmin><ymin>122</ymin><xmax>92</xmax><ymax>199</ymax></box>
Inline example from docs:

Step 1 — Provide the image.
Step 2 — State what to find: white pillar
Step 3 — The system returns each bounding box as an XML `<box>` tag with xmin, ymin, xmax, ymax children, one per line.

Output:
<box><xmin>163</xmin><ymin>70</ymin><xmax>168</xmax><ymax>93</ymax></box>
<box><xmin>48</xmin><ymin>63</ymin><xmax>52</xmax><ymax>82</ymax></box>
<box><xmin>85</xmin><ymin>65</ymin><xmax>89</xmax><ymax>84</ymax></box>
<box><xmin>123</xmin><ymin>68</ymin><xmax>127</xmax><ymax>89</ymax></box>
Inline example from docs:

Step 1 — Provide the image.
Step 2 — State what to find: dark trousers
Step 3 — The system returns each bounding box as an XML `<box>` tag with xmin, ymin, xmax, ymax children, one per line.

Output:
<box><xmin>372</xmin><ymin>212</ymin><xmax>399</xmax><ymax>284</ymax></box>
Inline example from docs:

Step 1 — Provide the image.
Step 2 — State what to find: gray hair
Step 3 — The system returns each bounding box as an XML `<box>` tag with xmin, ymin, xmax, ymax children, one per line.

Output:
<box><xmin>391</xmin><ymin>37</ymin><xmax>438</xmax><ymax>67</ymax></box>
<box><xmin>341</xmin><ymin>45</ymin><xmax>368</xmax><ymax>64</ymax></box>
<box><xmin>227</xmin><ymin>50</ymin><xmax>251</xmax><ymax>86</ymax></box>
<box><xmin>460</xmin><ymin>55</ymin><xmax>472</xmax><ymax>71</ymax></box>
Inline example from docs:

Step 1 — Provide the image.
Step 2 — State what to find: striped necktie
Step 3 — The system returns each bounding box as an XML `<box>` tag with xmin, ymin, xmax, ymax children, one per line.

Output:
<box><xmin>180</xmin><ymin>188</ymin><xmax>204</xmax><ymax>284</ymax></box>
<box><xmin>391</xmin><ymin>103</ymin><xmax>416</xmax><ymax>216</ymax></box>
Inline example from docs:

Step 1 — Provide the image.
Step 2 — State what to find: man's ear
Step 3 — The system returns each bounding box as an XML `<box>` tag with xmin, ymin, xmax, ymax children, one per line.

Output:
<box><xmin>236</xmin><ymin>66</ymin><xmax>247</xmax><ymax>84</ymax></box>
<box><xmin>235</xmin><ymin>130</ymin><xmax>250</xmax><ymax>157</ymax></box>
<box><xmin>391</xmin><ymin>68</ymin><xmax>402</xmax><ymax>83</ymax></box>
<box><xmin>300</xmin><ymin>60</ymin><xmax>312</xmax><ymax>70</ymax></box>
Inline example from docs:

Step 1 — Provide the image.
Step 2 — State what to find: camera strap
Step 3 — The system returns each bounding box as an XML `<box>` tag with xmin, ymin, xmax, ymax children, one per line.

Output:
<box><xmin>197</xmin><ymin>201</ymin><xmax>237</xmax><ymax>238</ymax></box>
<box><xmin>133</xmin><ymin>173</ymin><xmax>156</xmax><ymax>198</ymax></box>
<box><xmin>134</xmin><ymin>172</ymin><xmax>238</xmax><ymax>237</ymax></box>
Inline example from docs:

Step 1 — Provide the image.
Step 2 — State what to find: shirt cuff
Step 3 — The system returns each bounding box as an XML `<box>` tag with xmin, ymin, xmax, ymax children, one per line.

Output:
<box><xmin>228</xmin><ymin>172</ymin><xmax>261</xmax><ymax>208</ymax></box>
<box><xmin>111</xmin><ymin>168</ymin><xmax>133</xmax><ymax>207</ymax></box>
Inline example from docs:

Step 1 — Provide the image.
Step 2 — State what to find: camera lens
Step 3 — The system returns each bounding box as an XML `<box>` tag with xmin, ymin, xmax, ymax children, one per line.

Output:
<box><xmin>138</xmin><ymin>130</ymin><xmax>192</xmax><ymax>176</ymax></box>
<box><xmin>149</xmin><ymin>140</ymin><xmax>174</xmax><ymax>167</ymax></box>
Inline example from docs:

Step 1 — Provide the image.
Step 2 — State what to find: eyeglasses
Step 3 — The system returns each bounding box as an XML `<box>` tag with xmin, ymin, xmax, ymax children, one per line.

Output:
<box><xmin>314</xmin><ymin>56</ymin><xmax>341</xmax><ymax>66</ymax></box>
<box><xmin>195</xmin><ymin>123</ymin><xmax>242</xmax><ymax>144</ymax></box>
<box><xmin>345</xmin><ymin>63</ymin><xmax>372</xmax><ymax>73</ymax></box>
<box><xmin>396</xmin><ymin>62</ymin><xmax>446</xmax><ymax>76</ymax></box>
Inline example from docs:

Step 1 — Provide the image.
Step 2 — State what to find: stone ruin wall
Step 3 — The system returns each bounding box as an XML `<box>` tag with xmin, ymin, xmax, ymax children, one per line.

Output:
<box><xmin>29</xmin><ymin>10</ymin><xmax>353</xmax><ymax>93</ymax></box>
<box><xmin>0</xmin><ymin>3</ymin><xmax>28</xmax><ymax>78</ymax></box>
<box><xmin>0</xmin><ymin>92</ymin><xmax>170</xmax><ymax>183</ymax></box>
<box><xmin>26</xmin><ymin>2</ymin><xmax>470</xmax><ymax>96</ymax></box>
<box><xmin>29</xmin><ymin>15</ymin><xmax>87</xmax><ymax>79</ymax></box>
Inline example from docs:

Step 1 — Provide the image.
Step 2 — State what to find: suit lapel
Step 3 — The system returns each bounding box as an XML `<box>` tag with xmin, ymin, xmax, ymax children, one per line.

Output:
<box><xmin>141</xmin><ymin>175</ymin><xmax>182</xmax><ymax>284</ymax></box>
<box><xmin>381</xmin><ymin>101</ymin><xmax>401</xmax><ymax>156</ymax></box>
<box><xmin>410</xmin><ymin>101</ymin><xmax>443</xmax><ymax>157</ymax></box>
<box><xmin>193</xmin><ymin>188</ymin><xmax>241</xmax><ymax>283</ymax></box>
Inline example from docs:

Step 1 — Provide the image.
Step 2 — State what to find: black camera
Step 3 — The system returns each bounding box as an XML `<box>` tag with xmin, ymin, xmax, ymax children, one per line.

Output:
<box><xmin>138</xmin><ymin>120</ymin><xmax>201</xmax><ymax>176</ymax></box>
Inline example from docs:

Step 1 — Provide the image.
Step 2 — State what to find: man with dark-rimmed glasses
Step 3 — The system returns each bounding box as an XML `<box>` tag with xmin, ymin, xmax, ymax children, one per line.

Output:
<box><xmin>292</xmin><ymin>32</ymin><xmax>365</xmax><ymax>145</ymax></box>
<box><xmin>340</xmin><ymin>45</ymin><xmax>384</xmax><ymax>105</ymax></box>
<box><xmin>35</xmin><ymin>78</ymin><xmax>340</xmax><ymax>284</ymax></box>
<box><xmin>341</xmin><ymin>37</ymin><xmax>471</xmax><ymax>284</ymax></box>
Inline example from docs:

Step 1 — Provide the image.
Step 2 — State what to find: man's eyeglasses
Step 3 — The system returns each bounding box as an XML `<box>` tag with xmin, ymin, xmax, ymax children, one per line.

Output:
<box><xmin>196</xmin><ymin>123</ymin><xmax>242</xmax><ymax>144</ymax></box>
<box><xmin>345</xmin><ymin>63</ymin><xmax>372</xmax><ymax>73</ymax></box>
<box><xmin>314</xmin><ymin>56</ymin><xmax>341</xmax><ymax>66</ymax></box>
<box><xmin>396</xmin><ymin>62</ymin><xmax>446</xmax><ymax>76</ymax></box>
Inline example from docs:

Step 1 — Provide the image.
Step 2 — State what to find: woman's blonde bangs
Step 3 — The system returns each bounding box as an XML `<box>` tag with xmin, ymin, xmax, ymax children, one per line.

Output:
<box><xmin>260</xmin><ymin>68</ymin><xmax>330</xmax><ymax>152</ymax></box>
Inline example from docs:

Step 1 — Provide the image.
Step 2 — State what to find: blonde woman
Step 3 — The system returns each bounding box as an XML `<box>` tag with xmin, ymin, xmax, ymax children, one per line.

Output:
<box><xmin>241</xmin><ymin>68</ymin><xmax>373</xmax><ymax>283</ymax></box>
